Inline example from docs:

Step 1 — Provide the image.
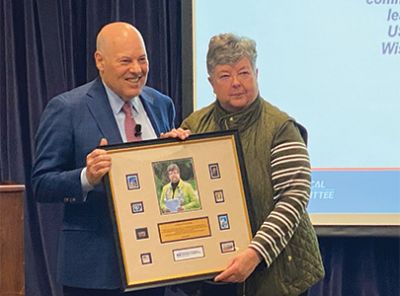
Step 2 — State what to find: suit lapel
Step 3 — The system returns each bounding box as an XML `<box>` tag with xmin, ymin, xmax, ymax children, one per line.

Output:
<box><xmin>140</xmin><ymin>89</ymin><xmax>161</xmax><ymax>136</ymax></box>
<box><xmin>85</xmin><ymin>78</ymin><xmax>123</xmax><ymax>144</ymax></box>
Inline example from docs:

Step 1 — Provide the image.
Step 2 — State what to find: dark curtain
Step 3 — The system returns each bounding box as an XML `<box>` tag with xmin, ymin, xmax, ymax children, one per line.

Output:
<box><xmin>1</xmin><ymin>1</ymin><xmax>183</xmax><ymax>295</ymax></box>
<box><xmin>1</xmin><ymin>1</ymin><xmax>399</xmax><ymax>296</ymax></box>
<box><xmin>308</xmin><ymin>237</ymin><xmax>399</xmax><ymax>296</ymax></box>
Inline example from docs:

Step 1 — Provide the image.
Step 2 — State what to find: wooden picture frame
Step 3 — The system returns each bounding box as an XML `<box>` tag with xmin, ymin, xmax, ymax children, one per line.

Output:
<box><xmin>103</xmin><ymin>130</ymin><xmax>252</xmax><ymax>291</ymax></box>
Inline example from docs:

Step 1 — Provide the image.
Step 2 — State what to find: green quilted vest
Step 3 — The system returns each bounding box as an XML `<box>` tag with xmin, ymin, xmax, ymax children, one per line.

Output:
<box><xmin>181</xmin><ymin>96</ymin><xmax>324</xmax><ymax>296</ymax></box>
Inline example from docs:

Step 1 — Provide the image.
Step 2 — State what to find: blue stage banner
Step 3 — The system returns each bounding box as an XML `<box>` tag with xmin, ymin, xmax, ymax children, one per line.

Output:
<box><xmin>309</xmin><ymin>169</ymin><xmax>400</xmax><ymax>214</ymax></box>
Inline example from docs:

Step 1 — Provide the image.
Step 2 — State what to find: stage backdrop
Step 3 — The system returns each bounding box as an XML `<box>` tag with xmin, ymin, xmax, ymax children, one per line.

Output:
<box><xmin>1</xmin><ymin>0</ymin><xmax>399</xmax><ymax>295</ymax></box>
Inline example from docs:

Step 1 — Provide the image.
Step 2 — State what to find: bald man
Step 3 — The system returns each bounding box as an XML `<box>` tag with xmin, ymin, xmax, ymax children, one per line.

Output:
<box><xmin>32</xmin><ymin>22</ymin><xmax>181</xmax><ymax>295</ymax></box>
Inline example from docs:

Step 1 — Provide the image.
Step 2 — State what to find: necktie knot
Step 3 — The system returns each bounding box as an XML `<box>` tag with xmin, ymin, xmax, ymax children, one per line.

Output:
<box><xmin>122</xmin><ymin>102</ymin><xmax>133</xmax><ymax>117</ymax></box>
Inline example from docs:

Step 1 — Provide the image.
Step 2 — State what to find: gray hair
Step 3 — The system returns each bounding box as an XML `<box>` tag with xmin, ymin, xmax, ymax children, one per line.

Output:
<box><xmin>166</xmin><ymin>163</ymin><xmax>180</xmax><ymax>174</ymax></box>
<box><xmin>206</xmin><ymin>33</ymin><xmax>257</xmax><ymax>75</ymax></box>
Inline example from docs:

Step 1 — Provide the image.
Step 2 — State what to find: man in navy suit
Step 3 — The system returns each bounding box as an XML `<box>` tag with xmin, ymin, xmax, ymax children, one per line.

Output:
<box><xmin>32</xmin><ymin>22</ymin><xmax>187</xmax><ymax>296</ymax></box>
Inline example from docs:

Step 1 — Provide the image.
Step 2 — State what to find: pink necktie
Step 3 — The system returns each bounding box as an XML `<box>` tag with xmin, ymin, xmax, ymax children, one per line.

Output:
<box><xmin>122</xmin><ymin>102</ymin><xmax>142</xmax><ymax>142</ymax></box>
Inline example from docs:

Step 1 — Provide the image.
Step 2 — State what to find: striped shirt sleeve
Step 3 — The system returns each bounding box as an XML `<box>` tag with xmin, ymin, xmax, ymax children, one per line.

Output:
<box><xmin>249</xmin><ymin>121</ymin><xmax>311</xmax><ymax>266</ymax></box>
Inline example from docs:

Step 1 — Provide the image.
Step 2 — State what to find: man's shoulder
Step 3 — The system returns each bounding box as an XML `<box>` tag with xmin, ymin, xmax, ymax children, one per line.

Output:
<box><xmin>141</xmin><ymin>86</ymin><xmax>173</xmax><ymax>104</ymax></box>
<box><xmin>50</xmin><ymin>79</ymin><xmax>101</xmax><ymax>106</ymax></box>
<box><xmin>65</xmin><ymin>79</ymin><xmax>97</xmax><ymax>96</ymax></box>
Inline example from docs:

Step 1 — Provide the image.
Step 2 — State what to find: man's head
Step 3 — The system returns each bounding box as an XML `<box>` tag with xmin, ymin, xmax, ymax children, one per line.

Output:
<box><xmin>206</xmin><ymin>33</ymin><xmax>259</xmax><ymax>112</ymax></box>
<box><xmin>166</xmin><ymin>164</ymin><xmax>181</xmax><ymax>184</ymax></box>
<box><xmin>95</xmin><ymin>22</ymin><xmax>149</xmax><ymax>101</ymax></box>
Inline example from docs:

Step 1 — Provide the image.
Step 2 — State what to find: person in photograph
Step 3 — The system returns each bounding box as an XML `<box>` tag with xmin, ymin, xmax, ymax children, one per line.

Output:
<box><xmin>31</xmin><ymin>22</ymin><xmax>188</xmax><ymax>296</ymax></box>
<box><xmin>159</xmin><ymin>163</ymin><xmax>200</xmax><ymax>213</ymax></box>
<box><xmin>175</xmin><ymin>33</ymin><xmax>324</xmax><ymax>296</ymax></box>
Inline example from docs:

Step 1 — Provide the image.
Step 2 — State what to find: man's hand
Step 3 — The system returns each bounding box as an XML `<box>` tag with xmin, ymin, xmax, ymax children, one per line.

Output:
<box><xmin>160</xmin><ymin>128</ymin><xmax>191</xmax><ymax>140</ymax></box>
<box><xmin>86</xmin><ymin>138</ymin><xmax>111</xmax><ymax>186</ymax></box>
<box><xmin>214</xmin><ymin>248</ymin><xmax>262</xmax><ymax>283</ymax></box>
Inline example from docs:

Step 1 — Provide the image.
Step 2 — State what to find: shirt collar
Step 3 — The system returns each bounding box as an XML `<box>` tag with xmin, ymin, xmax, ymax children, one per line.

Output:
<box><xmin>102</xmin><ymin>81</ymin><xmax>139</xmax><ymax>114</ymax></box>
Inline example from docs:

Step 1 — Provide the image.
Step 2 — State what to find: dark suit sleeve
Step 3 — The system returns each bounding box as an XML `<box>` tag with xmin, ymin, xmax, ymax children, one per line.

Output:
<box><xmin>32</xmin><ymin>95</ymin><xmax>84</xmax><ymax>203</ymax></box>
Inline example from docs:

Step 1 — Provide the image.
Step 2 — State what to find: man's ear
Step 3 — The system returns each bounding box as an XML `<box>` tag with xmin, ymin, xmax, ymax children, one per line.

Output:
<box><xmin>94</xmin><ymin>51</ymin><xmax>104</xmax><ymax>72</ymax></box>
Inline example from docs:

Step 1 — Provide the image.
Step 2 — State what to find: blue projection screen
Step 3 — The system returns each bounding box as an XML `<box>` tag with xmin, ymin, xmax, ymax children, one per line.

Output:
<box><xmin>194</xmin><ymin>0</ymin><xmax>400</xmax><ymax>225</ymax></box>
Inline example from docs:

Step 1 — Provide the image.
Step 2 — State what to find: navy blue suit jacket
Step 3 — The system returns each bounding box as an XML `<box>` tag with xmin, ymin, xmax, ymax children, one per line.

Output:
<box><xmin>32</xmin><ymin>78</ymin><xmax>175</xmax><ymax>289</ymax></box>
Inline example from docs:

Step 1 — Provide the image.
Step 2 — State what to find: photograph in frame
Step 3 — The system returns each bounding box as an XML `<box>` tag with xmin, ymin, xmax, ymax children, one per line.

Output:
<box><xmin>152</xmin><ymin>158</ymin><xmax>202</xmax><ymax>215</ymax></box>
